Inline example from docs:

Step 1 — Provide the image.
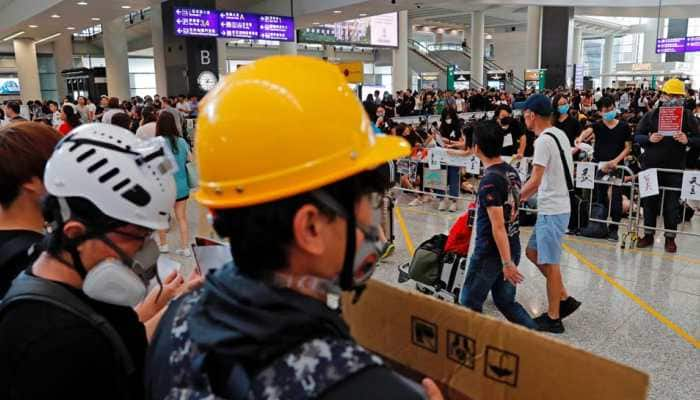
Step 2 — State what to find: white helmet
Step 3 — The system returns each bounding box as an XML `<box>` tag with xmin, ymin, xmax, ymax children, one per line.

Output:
<box><xmin>44</xmin><ymin>123</ymin><xmax>176</xmax><ymax>230</ymax></box>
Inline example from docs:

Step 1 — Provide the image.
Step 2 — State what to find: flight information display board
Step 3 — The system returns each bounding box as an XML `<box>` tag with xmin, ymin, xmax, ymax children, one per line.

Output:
<box><xmin>655</xmin><ymin>36</ymin><xmax>700</xmax><ymax>54</ymax></box>
<box><xmin>174</xmin><ymin>7</ymin><xmax>294</xmax><ymax>41</ymax></box>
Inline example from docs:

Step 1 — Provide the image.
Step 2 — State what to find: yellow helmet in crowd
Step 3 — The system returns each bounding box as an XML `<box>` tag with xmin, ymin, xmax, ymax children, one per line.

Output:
<box><xmin>661</xmin><ymin>78</ymin><xmax>686</xmax><ymax>96</ymax></box>
<box><xmin>194</xmin><ymin>55</ymin><xmax>410</xmax><ymax>209</ymax></box>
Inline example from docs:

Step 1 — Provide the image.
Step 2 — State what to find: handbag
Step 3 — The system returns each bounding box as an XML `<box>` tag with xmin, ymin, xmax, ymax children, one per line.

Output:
<box><xmin>186</xmin><ymin>161</ymin><xmax>198</xmax><ymax>189</ymax></box>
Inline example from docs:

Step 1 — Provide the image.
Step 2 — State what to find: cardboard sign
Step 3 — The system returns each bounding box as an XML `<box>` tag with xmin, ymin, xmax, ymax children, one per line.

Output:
<box><xmin>575</xmin><ymin>162</ymin><xmax>596</xmax><ymax>189</ymax></box>
<box><xmin>465</xmin><ymin>156</ymin><xmax>481</xmax><ymax>175</ymax></box>
<box><xmin>427</xmin><ymin>149</ymin><xmax>443</xmax><ymax>170</ymax></box>
<box><xmin>680</xmin><ymin>170</ymin><xmax>700</xmax><ymax>200</ymax></box>
<box><xmin>658</xmin><ymin>106</ymin><xmax>683</xmax><ymax>136</ymax></box>
<box><xmin>443</xmin><ymin>152</ymin><xmax>471</xmax><ymax>168</ymax></box>
<box><xmin>423</xmin><ymin>169</ymin><xmax>447</xmax><ymax>191</ymax></box>
<box><xmin>638</xmin><ymin>168</ymin><xmax>660</xmax><ymax>198</ymax></box>
<box><xmin>343</xmin><ymin>280</ymin><xmax>649</xmax><ymax>400</ymax></box>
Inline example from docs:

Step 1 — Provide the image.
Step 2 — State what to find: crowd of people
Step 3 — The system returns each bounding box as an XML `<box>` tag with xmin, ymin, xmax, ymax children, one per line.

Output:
<box><xmin>372</xmin><ymin>80</ymin><xmax>699</xmax><ymax>254</ymax></box>
<box><xmin>0</xmin><ymin>50</ymin><xmax>699</xmax><ymax>398</ymax></box>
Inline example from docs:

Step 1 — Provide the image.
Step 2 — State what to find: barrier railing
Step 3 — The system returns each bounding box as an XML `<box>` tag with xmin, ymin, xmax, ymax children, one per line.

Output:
<box><xmin>391</xmin><ymin>109</ymin><xmax>522</xmax><ymax>126</ymax></box>
<box><xmin>389</xmin><ymin>150</ymin><xmax>698</xmax><ymax>249</ymax></box>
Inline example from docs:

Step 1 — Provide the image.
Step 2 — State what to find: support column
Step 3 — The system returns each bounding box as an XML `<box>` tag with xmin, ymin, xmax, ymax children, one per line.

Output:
<box><xmin>602</xmin><ymin>35</ymin><xmax>614</xmax><ymax>88</ymax></box>
<box><xmin>572</xmin><ymin>28</ymin><xmax>583</xmax><ymax>65</ymax></box>
<box><xmin>323</xmin><ymin>45</ymin><xmax>336</xmax><ymax>61</ymax></box>
<box><xmin>526</xmin><ymin>6</ymin><xmax>541</xmax><ymax>70</ymax></box>
<box><xmin>470</xmin><ymin>11</ymin><xmax>484</xmax><ymax>87</ymax></box>
<box><xmin>392</xmin><ymin>10</ymin><xmax>409</xmax><ymax>93</ymax></box>
<box><xmin>217</xmin><ymin>39</ymin><xmax>228</xmax><ymax>76</ymax></box>
<box><xmin>13</xmin><ymin>38</ymin><xmax>42</xmax><ymax>102</ymax></box>
<box><xmin>102</xmin><ymin>17</ymin><xmax>130</xmax><ymax>100</ymax></box>
<box><xmin>540</xmin><ymin>7</ymin><xmax>574</xmax><ymax>89</ymax></box>
<box><xmin>53</xmin><ymin>34</ymin><xmax>74</xmax><ymax>101</ymax></box>
<box><xmin>642</xmin><ymin>18</ymin><xmax>662</xmax><ymax>63</ymax></box>
<box><xmin>279</xmin><ymin>31</ymin><xmax>297</xmax><ymax>55</ymax></box>
<box><xmin>150</xmin><ymin>0</ymin><xmax>168</xmax><ymax>96</ymax></box>
<box><xmin>666</xmin><ymin>18</ymin><xmax>688</xmax><ymax>62</ymax></box>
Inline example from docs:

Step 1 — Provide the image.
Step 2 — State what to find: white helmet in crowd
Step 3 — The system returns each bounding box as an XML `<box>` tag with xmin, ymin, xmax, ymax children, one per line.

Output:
<box><xmin>44</xmin><ymin>123</ymin><xmax>176</xmax><ymax>230</ymax></box>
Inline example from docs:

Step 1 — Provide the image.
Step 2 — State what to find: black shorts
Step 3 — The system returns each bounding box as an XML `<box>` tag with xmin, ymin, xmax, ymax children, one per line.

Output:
<box><xmin>176</xmin><ymin>195</ymin><xmax>189</xmax><ymax>202</ymax></box>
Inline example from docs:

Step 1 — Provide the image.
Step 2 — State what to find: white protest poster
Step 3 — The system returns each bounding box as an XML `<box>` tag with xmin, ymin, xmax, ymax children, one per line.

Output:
<box><xmin>427</xmin><ymin>148</ymin><xmax>442</xmax><ymax>170</ymax></box>
<box><xmin>501</xmin><ymin>155</ymin><xmax>513</xmax><ymax>165</ymax></box>
<box><xmin>680</xmin><ymin>170</ymin><xmax>700</xmax><ymax>200</ymax></box>
<box><xmin>575</xmin><ymin>162</ymin><xmax>596</xmax><ymax>189</ymax></box>
<box><xmin>503</xmin><ymin>134</ymin><xmax>513</xmax><ymax>148</ymax></box>
<box><xmin>638</xmin><ymin>168</ymin><xmax>660</xmax><ymax>198</ymax></box>
<box><xmin>443</xmin><ymin>152</ymin><xmax>470</xmax><ymax>168</ymax></box>
<box><xmin>465</xmin><ymin>155</ymin><xmax>481</xmax><ymax>175</ymax></box>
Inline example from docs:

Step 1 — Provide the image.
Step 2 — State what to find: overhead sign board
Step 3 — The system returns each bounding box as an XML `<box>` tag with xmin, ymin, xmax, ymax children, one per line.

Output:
<box><xmin>655</xmin><ymin>36</ymin><xmax>700</xmax><ymax>54</ymax></box>
<box><xmin>174</xmin><ymin>7</ymin><xmax>295</xmax><ymax>41</ymax></box>
<box><xmin>297</xmin><ymin>12</ymin><xmax>398</xmax><ymax>48</ymax></box>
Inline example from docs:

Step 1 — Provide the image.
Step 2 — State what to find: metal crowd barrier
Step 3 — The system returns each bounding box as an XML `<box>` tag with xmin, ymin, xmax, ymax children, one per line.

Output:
<box><xmin>390</xmin><ymin>109</ymin><xmax>522</xmax><ymax>125</ymax></box>
<box><xmin>634</xmin><ymin>167</ymin><xmax>700</xmax><ymax>240</ymax></box>
<box><xmin>389</xmin><ymin>152</ymin><xmax>699</xmax><ymax>249</ymax></box>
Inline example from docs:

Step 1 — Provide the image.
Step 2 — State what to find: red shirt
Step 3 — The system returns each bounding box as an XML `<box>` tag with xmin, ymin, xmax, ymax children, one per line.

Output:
<box><xmin>58</xmin><ymin>122</ymin><xmax>72</xmax><ymax>136</ymax></box>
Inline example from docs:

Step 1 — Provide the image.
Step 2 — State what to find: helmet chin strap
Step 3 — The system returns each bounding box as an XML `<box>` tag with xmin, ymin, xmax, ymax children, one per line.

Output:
<box><xmin>339</xmin><ymin>197</ymin><xmax>357</xmax><ymax>292</ymax></box>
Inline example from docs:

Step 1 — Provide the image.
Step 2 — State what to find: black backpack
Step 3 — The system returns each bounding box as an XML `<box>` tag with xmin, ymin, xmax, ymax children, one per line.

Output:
<box><xmin>580</xmin><ymin>203</ymin><xmax>609</xmax><ymax>238</ymax></box>
<box><xmin>0</xmin><ymin>233</ymin><xmax>42</xmax><ymax>297</ymax></box>
<box><xmin>0</xmin><ymin>272</ymin><xmax>134</xmax><ymax>400</ymax></box>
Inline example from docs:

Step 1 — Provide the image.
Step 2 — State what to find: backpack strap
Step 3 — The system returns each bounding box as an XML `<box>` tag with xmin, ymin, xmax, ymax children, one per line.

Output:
<box><xmin>0</xmin><ymin>234</ymin><xmax>40</xmax><ymax>269</ymax></box>
<box><xmin>543</xmin><ymin>132</ymin><xmax>574</xmax><ymax>193</ymax></box>
<box><xmin>0</xmin><ymin>272</ymin><xmax>135</xmax><ymax>378</ymax></box>
<box><xmin>249</xmin><ymin>337</ymin><xmax>384</xmax><ymax>400</ymax></box>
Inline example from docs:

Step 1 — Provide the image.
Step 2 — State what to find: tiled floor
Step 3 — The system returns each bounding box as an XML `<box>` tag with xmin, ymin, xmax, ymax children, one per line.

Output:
<box><xmin>163</xmin><ymin>192</ymin><xmax>700</xmax><ymax>400</ymax></box>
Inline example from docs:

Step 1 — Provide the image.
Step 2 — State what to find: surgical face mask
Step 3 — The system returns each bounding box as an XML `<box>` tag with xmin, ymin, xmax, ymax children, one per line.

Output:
<box><xmin>558</xmin><ymin>104</ymin><xmax>570</xmax><ymax>114</ymax></box>
<box><xmin>82</xmin><ymin>237</ymin><xmax>160</xmax><ymax>307</ymax></box>
<box><xmin>377</xmin><ymin>111</ymin><xmax>385</xmax><ymax>118</ymax></box>
<box><xmin>602</xmin><ymin>110</ymin><xmax>617</xmax><ymax>122</ymax></box>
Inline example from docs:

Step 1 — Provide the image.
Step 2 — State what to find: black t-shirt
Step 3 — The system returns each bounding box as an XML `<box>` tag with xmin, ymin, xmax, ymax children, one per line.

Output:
<box><xmin>496</xmin><ymin>119</ymin><xmax>523</xmax><ymax>156</ymax></box>
<box><xmin>555</xmin><ymin>115</ymin><xmax>582</xmax><ymax>146</ymax></box>
<box><xmin>474</xmin><ymin>162</ymin><xmax>521</xmax><ymax>258</ymax></box>
<box><xmin>592</xmin><ymin>120</ymin><xmax>631</xmax><ymax>162</ymax></box>
<box><xmin>0</xmin><ymin>229</ymin><xmax>43</xmax><ymax>297</ymax></box>
<box><xmin>0</xmin><ymin>267</ymin><xmax>147</xmax><ymax>400</ymax></box>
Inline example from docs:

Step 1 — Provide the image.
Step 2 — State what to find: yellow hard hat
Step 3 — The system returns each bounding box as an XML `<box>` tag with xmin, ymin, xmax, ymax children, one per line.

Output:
<box><xmin>194</xmin><ymin>55</ymin><xmax>410</xmax><ymax>209</ymax></box>
<box><xmin>661</xmin><ymin>78</ymin><xmax>686</xmax><ymax>96</ymax></box>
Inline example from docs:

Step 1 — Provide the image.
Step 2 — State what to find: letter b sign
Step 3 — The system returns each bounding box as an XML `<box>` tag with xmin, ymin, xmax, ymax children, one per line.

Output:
<box><xmin>200</xmin><ymin>50</ymin><xmax>211</xmax><ymax>65</ymax></box>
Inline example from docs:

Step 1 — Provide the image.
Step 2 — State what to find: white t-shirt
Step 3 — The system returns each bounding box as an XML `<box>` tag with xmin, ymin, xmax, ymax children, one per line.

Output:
<box><xmin>102</xmin><ymin>108</ymin><xmax>122</xmax><ymax>124</ymax></box>
<box><xmin>594</xmin><ymin>91</ymin><xmax>603</xmax><ymax>102</ymax></box>
<box><xmin>136</xmin><ymin>122</ymin><xmax>157</xmax><ymax>140</ymax></box>
<box><xmin>532</xmin><ymin>126</ymin><xmax>574</xmax><ymax>215</ymax></box>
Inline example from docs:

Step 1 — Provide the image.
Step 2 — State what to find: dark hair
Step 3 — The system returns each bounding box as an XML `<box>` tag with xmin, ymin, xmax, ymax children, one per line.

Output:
<box><xmin>472</xmin><ymin>121</ymin><xmax>502</xmax><ymax>158</ymax></box>
<box><xmin>110</xmin><ymin>112</ymin><xmax>131</xmax><ymax>130</ymax></box>
<box><xmin>63</xmin><ymin>105</ymin><xmax>82</xmax><ymax>128</ymax></box>
<box><xmin>42</xmin><ymin>195</ymin><xmax>128</xmax><ymax>258</ymax></box>
<box><xmin>141</xmin><ymin>106</ymin><xmax>157</xmax><ymax>124</ymax></box>
<box><xmin>156</xmin><ymin>111</ymin><xmax>180</xmax><ymax>153</ymax></box>
<box><xmin>212</xmin><ymin>168</ymin><xmax>388</xmax><ymax>279</ymax></box>
<box><xmin>493</xmin><ymin>104</ymin><xmax>512</xmax><ymax>120</ymax></box>
<box><xmin>108</xmin><ymin>97</ymin><xmax>120</xmax><ymax>109</ymax></box>
<box><xmin>597</xmin><ymin>96</ymin><xmax>615</xmax><ymax>111</ymax></box>
<box><xmin>6</xmin><ymin>101</ymin><xmax>20</xmax><ymax>114</ymax></box>
<box><xmin>0</xmin><ymin>122</ymin><xmax>62</xmax><ymax>207</ymax></box>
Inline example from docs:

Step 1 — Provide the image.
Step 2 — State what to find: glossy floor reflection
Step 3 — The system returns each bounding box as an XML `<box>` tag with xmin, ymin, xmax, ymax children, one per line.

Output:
<box><xmin>165</xmin><ymin>193</ymin><xmax>699</xmax><ymax>400</ymax></box>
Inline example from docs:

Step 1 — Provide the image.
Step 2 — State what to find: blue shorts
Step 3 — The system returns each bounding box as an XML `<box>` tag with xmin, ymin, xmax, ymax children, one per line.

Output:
<box><xmin>527</xmin><ymin>213</ymin><xmax>569</xmax><ymax>265</ymax></box>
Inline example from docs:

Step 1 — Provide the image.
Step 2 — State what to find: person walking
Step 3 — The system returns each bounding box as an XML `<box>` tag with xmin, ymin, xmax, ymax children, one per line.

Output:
<box><xmin>519</xmin><ymin>94</ymin><xmax>582</xmax><ymax>334</ymax></box>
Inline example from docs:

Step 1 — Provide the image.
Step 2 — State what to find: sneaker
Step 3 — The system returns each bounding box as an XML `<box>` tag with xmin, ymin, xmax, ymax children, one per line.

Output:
<box><xmin>607</xmin><ymin>230</ymin><xmax>619</xmax><ymax>242</ymax></box>
<box><xmin>559</xmin><ymin>297</ymin><xmax>581</xmax><ymax>320</ymax></box>
<box><xmin>534</xmin><ymin>314</ymin><xmax>565</xmax><ymax>334</ymax></box>
<box><xmin>448</xmin><ymin>201</ymin><xmax>457</xmax><ymax>212</ymax></box>
<box><xmin>159</xmin><ymin>244</ymin><xmax>169</xmax><ymax>254</ymax></box>
<box><xmin>408</xmin><ymin>198</ymin><xmax>422</xmax><ymax>207</ymax></box>
<box><xmin>636</xmin><ymin>235</ymin><xmax>654</xmax><ymax>248</ymax></box>
<box><xmin>438</xmin><ymin>199</ymin><xmax>447</xmax><ymax>211</ymax></box>
<box><xmin>380</xmin><ymin>242</ymin><xmax>396</xmax><ymax>260</ymax></box>
<box><xmin>175</xmin><ymin>248</ymin><xmax>192</xmax><ymax>257</ymax></box>
<box><xmin>664</xmin><ymin>238</ymin><xmax>677</xmax><ymax>253</ymax></box>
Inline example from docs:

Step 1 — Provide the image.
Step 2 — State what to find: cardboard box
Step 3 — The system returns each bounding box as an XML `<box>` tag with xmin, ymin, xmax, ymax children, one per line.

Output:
<box><xmin>343</xmin><ymin>280</ymin><xmax>648</xmax><ymax>400</ymax></box>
